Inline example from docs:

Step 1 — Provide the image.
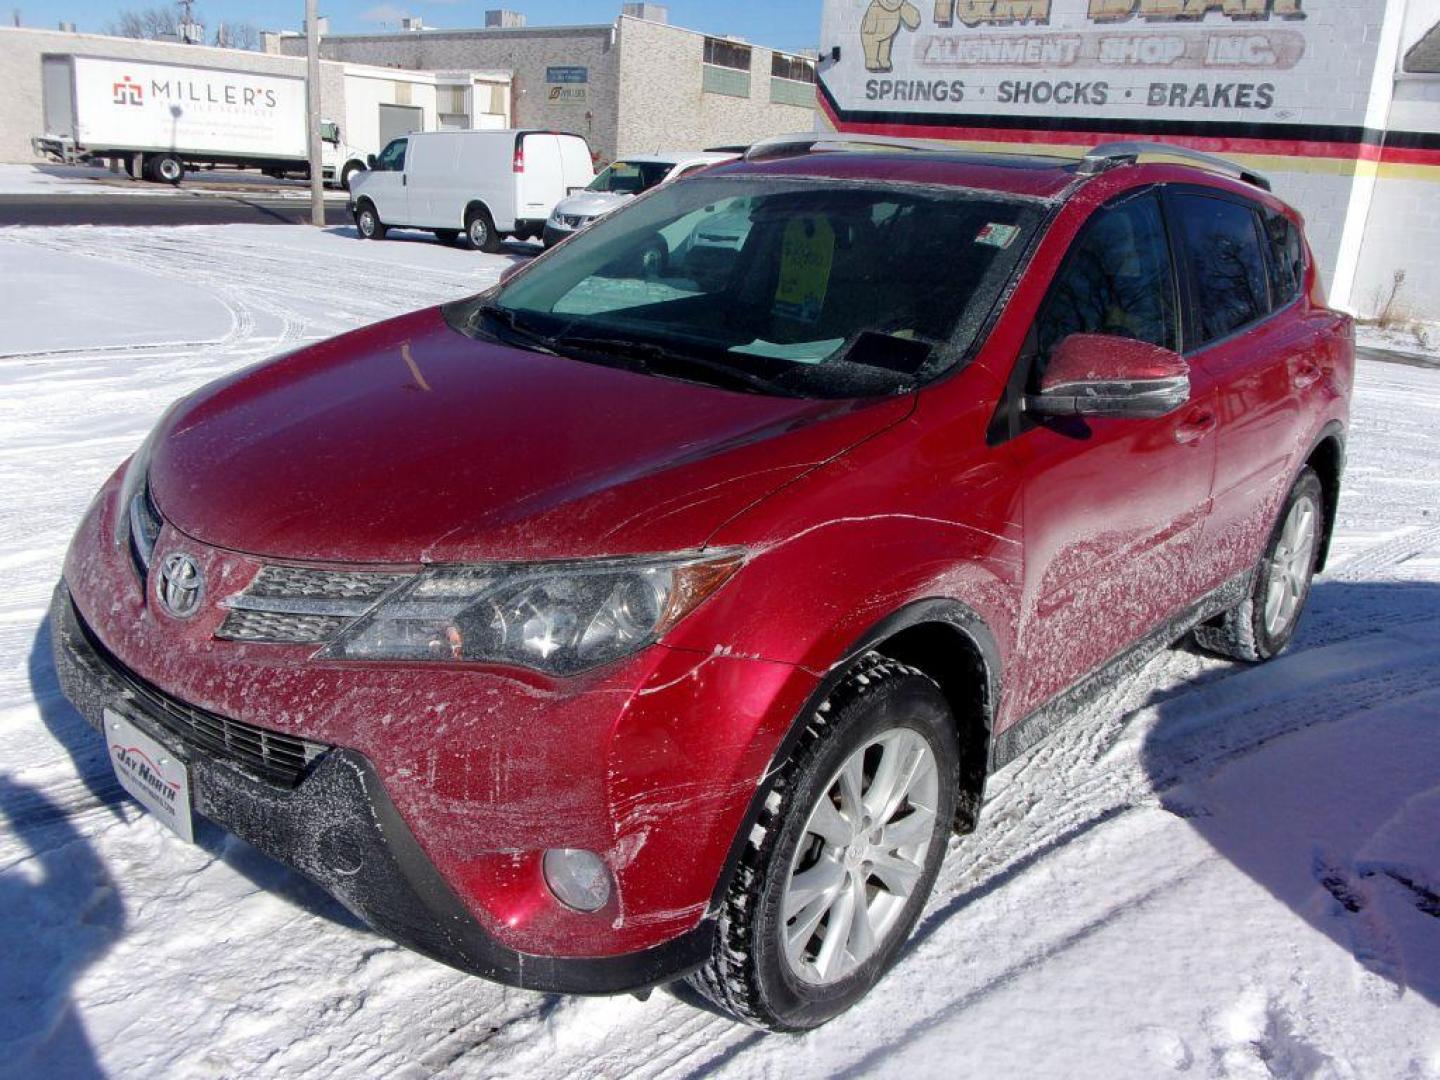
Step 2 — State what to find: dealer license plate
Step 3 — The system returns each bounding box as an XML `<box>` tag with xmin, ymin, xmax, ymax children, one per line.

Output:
<box><xmin>103</xmin><ymin>707</ymin><xmax>195</xmax><ymax>843</ymax></box>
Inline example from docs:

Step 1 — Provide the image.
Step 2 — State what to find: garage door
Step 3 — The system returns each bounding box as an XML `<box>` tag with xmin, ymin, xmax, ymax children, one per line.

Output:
<box><xmin>378</xmin><ymin>104</ymin><xmax>423</xmax><ymax>146</ymax></box>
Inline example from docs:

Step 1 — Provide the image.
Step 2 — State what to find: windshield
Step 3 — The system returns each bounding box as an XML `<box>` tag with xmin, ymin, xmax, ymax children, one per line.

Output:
<box><xmin>448</xmin><ymin>175</ymin><xmax>1042</xmax><ymax>399</ymax></box>
<box><xmin>588</xmin><ymin>160</ymin><xmax>675</xmax><ymax>195</ymax></box>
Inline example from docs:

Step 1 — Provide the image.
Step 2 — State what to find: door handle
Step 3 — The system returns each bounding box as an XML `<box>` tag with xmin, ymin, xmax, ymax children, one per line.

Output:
<box><xmin>1174</xmin><ymin>410</ymin><xmax>1217</xmax><ymax>445</ymax></box>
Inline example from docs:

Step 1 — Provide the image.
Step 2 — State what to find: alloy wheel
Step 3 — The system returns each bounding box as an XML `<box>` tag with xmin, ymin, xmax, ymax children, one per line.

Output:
<box><xmin>781</xmin><ymin>728</ymin><xmax>939</xmax><ymax>986</ymax></box>
<box><xmin>1264</xmin><ymin>491</ymin><xmax>1318</xmax><ymax>637</ymax></box>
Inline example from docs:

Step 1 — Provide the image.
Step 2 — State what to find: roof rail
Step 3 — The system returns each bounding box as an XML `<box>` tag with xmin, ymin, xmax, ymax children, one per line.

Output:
<box><xmin>743</xmin><ymin>131</ymin><xmax>960</xmax><ymax>161</ymax></box>
<box><xmin>1079</xmin><ymin>141</ymin><xmax>1272</xmax><ymax>191</ymax></box>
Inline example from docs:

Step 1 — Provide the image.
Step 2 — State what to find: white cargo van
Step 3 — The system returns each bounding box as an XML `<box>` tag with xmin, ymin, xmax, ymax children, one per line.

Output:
<box><xmin>348</xmin><ymin>129</ymin><xmax>594</xmax><ymax>251</ymax></box>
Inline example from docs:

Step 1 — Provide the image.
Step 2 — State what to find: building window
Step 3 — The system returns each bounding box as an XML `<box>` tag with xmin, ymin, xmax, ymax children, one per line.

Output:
<box><xmin>771</xmin><ymin>52</ymin><xmax>815</xmax><ymax>84</ymax></box>
<box><xmin>704</xmin><ymin>36</ymin><xmax>752</xmax><ymax>71</ymax></box>
<box><xmin>438</xmin><ymin>86</ymin><xmax>468</xmax><ymax>115</ymax></box>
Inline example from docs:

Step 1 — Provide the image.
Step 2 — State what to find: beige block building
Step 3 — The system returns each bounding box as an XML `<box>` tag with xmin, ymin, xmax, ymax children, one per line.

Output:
<box><xmin>270</xmin><ymin>6</ymin><xmax>819</xmax><ymax>161</ymax></box>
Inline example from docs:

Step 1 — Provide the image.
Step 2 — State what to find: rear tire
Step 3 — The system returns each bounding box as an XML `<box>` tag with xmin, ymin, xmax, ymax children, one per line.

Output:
<box><xmin>466</xmin><ymin>207</ymin><xmax>502</xmax><ymax>254</ymax></box>
<box><xmin>1194</xmin><ymin>467</ymin><xmax>1324</xmax><ymax>662</ymax></box>
<box><xmin>354</xmin><ymin>201</ymin><xmax>387</xmax><ymax>240</ymax></box>
<box><xmin>148</xmin><ymin>153</ymin><xmax>183</xmax><ymax>185</ymax></box>
<box><xmin>689</xmin><ymin>654</ymin><xmax>958</xmax><ymax>1031</ymax></box>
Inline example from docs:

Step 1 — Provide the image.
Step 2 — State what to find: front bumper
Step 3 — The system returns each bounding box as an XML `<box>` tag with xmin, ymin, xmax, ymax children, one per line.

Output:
<box><xmin>49</xmin><ymin>583</ymin><xmax>713</xmax><ymax>994</ymax></box>
<box><xmin>542</xmin><ymin>222</ymin><xmax>575</xmax><ymax>248</ymax></box>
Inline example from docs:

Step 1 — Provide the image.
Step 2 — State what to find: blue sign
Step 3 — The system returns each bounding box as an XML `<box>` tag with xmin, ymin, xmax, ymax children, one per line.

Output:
<box><xmin>546</xmin><ymin>66</ymin><xmax>588</xmax><ymax>84</ymax></box>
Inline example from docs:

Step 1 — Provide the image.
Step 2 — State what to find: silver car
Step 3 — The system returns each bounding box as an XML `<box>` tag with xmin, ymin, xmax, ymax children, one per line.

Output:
<box><xmin>542</xmin><ymin>150</ymin><xmax>737</xmax><ymax>247</ymax></box>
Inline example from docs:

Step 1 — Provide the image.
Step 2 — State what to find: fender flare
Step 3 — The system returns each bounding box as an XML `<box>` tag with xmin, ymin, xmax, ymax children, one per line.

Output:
<box><xmin>705</xmin><ymin>596</ymin><xmax>1003</xmax><ymax>912</ymax></box>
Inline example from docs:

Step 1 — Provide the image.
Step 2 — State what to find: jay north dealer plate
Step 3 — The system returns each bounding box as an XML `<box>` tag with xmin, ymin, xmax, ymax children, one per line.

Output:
<box><xmin>104</xmin><ymin>707</ymin><xmax>195</xmax><ymax>842</ymax></box>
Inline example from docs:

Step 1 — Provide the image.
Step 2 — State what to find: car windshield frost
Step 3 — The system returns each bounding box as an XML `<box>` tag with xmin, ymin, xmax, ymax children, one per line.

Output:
<box><xmin>448</xmin><ymin>175</ymin><xmax>1042</xmax><ymax>398</ymax></box>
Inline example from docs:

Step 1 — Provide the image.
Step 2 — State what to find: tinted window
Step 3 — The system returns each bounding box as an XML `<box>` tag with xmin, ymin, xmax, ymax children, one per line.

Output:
<box><xmin>1175</xmin><ymin>194</ymin><xmax>1270</xmax><ymax>343</ymax></box>
<box><xmin>1264</xmin><ymin>209</ymin><xmax>1304</xmax><ymax>307</ymax></box>
<box><xmin>1035</xmin><ymin>192</ymin><xmax>1178</xmax><ymax>371</ymax></box>
<box><xmin>375</xmin><ymin>138</ymin><xmax>406</xmax><ymax>172</ymax></box>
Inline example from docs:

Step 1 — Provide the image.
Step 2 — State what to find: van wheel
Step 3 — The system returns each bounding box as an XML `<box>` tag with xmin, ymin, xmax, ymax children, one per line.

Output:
<box><xmin>1194</xmin><ymin>467</ymin><xmax>1324</xmax><ymax>662</ymax></box>
<box><xmin>689</xmin><ymin>655</ymin><xmax>958</xmax><ymax>1031</ymax></box>
<box><xmin>466</xmin><ymin>208</ymin><xmax>502</xmax><ymax>254</ymax></box>
<box><xmin>150</xmin><ymin>153</ymin><xmax>183</xmax><ymax>185</ymax></box>
<box><xmin>434</xmin><ymin>229</ymin><xmax>460</xmax><ymax>245</ymax></box>
<box><xmin>341</xmin><ymin>162</ymin><xmax>364</xmax><ymax>191</ymax></box>
<box><xmin>355</xmin><ymin>201</ymin><xmax>387</xmax><ymax>240</ymax></box>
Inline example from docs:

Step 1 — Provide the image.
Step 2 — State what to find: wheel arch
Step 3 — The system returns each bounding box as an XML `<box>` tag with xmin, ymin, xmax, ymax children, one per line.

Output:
<box><xmin>706</xmin><ymin>597</ymin><xmax>1002</xmax><ymax>912</ymax></box>
<box><xmin>463</xmin><ymin>199</ymin><xmax>496</xmax><ymax>231</ymax></box>
<box><xmin>1303</xmin><ymin>420</ymin><xmax>1345</xmax><ymax>572</ymax></box>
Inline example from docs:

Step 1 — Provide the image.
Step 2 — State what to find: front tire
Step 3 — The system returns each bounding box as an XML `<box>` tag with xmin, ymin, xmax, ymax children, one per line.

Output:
<box><xmin>690</xmin><ymin>655</ymin><xmax>958</xmax><ymax>1031</ymax></box>
<box><xmin>354</xmin><ymin>201</ymin><xmax>387</xmax><ymax>240</ymax></box>
<box><xmin>1195</xmin><ymin>467</ymin><xmax>1324</xmax><ymax>662</ymax></box>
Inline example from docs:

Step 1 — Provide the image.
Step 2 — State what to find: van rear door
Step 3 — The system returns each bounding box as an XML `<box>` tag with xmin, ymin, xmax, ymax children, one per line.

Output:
<box><xmin>516</xmin><ymin>133</ymin><xmax>568</xmax><ymax>225</ymax></box>
<box><xmin>558</xmin><ymin>135</ymin><xmax>597</xmax><ymax>196</ymax></box>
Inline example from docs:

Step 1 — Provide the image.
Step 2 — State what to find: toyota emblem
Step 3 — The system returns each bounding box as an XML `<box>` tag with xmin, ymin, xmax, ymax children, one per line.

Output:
<box><xmin>157</xmin><ymin>552</ymin><xmax>204</xmax><ymax>618</ymax></box>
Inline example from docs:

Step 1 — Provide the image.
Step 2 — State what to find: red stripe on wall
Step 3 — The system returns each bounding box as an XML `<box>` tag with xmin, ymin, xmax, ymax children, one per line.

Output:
<box><xmin>817</xmin><ymin>94</ymin><xmax>1440</xmax><ymax>168</ymax></box>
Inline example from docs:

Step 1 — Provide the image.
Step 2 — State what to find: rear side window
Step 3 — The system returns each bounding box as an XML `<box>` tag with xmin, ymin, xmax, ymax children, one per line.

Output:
<box><xmin>1034</xmin><ymin>191</ymin><xmax>1178</xmax><ymax>370</ymax></box>
<box><xmin>1264</xmin><ymin>209</ymin><xmax>1304</xmax><ymax>307</ymax></box>
<box><xmin>1174</xmin><ymin>193</ymin><xmax>1271</xmax><ymax>344</ymax></box>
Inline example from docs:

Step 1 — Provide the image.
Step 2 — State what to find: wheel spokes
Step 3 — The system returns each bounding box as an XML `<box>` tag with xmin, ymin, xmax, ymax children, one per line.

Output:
<box><xmin>784</xmin><ymin>856</ymin><xmax>846</xmax><ymax>920</ymax></box>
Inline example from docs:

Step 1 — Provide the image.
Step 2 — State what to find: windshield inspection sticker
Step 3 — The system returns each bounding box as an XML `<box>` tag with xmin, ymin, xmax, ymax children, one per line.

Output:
<box><xmin>773</xmin><ymin>216</ymin><xmax>836</xmax><ymax>324</ymax></box>
<box><xmin>975</xmin><ymin>222</ymin><xmax>1020</xmax><ymax>249</ymax></box>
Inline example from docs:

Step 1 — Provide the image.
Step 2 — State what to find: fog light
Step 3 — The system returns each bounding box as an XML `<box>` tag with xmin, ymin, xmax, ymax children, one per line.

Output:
<box><xmin>543</xmin><ymin>848</ymin><xmax>611</xmax><ymax>912</ymax></box>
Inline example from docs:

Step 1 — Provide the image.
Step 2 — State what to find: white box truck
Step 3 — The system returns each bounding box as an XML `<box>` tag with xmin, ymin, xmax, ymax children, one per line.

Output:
<box><xmin>32</xmin><ymin>54</ymin><xmax>372</xmax><ymax>187</ymax></box>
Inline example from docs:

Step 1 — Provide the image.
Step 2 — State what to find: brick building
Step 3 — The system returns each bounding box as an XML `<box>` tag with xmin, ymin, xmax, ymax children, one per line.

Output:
<box><xmin>268</xmin><ymin>6</ymin><xmax>819</xmax><ymax>163</ymax></box>
<box><xmin>818</xmin><ymin>0</ymin><xmax>1440</xmax><ymax>321</ymax></box>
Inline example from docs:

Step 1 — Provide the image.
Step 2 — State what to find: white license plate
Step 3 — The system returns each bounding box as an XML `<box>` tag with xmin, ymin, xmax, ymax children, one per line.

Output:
<box><xmin>104</xmin><ymin>707</ymin><xmax>195</xmax><ymax>843</ymax></box>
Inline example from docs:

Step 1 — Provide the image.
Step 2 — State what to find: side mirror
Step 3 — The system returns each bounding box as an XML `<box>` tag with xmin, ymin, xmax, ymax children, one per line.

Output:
<box><xmin>366</xmin><ymin>154</ymin><xmax>377</xmax><ymax>169</ymax></box>
<box><xmin>1025</xmin><ymin>333</ymin><xmax>1189</xmax><ymax>420</ymax></box>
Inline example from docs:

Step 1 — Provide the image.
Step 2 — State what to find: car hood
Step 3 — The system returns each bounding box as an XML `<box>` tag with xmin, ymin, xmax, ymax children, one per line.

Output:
<box><xmin>148</xmin><ymin>306</ymin><xmax>910</xmax><ymax>564</ymax></box>
<box><xmin>555</xmin><ymin>191</ymin><xmax>630</xmax><ymax>219</ymax></box>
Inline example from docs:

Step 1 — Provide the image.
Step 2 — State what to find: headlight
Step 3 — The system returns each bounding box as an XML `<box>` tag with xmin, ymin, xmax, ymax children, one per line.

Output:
<box><xmin>321</xmin><ymin>552</ymin><xmax>742</xmax><ymax>674</ymax></box>
<box><xmin>112</xmin><ymin>398</ymin><xmax>185</xmax><ymax>552</ymax></box>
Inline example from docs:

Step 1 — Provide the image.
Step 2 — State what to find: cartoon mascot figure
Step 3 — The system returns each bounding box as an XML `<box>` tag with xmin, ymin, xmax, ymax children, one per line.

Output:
<box><xmin>860</xmin><ymin>0</ymin><xmax>922</xmax><ymax>73</ymax></box>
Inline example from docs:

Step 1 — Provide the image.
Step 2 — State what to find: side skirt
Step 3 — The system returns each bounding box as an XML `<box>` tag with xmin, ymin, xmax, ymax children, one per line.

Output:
<box><xmin>989</xmin><ymin>570</ymin><xmax>1253</xmax><ymax>772</ymax></box>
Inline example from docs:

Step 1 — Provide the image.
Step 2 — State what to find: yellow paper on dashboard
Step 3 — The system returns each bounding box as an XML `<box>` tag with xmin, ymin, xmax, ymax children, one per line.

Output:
<box><xmin>773</xmin><ymin>216</ymin><xmax>835</xmax><ymax>324</ymax></box>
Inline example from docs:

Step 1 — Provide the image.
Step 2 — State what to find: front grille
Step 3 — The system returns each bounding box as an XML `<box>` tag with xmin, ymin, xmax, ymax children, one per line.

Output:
<box><xmin>216</xmin><ymin>566</ymin><xmax>410</xmax><ymax>645</ymax></box>
<box><xmin>218</xmin><ymin>609</ymin><xmax>348</xmax><ymax>644</ymax></box>
<box><xmin>244</xmin><ymin>566</ymin><xmax>408</xmax><ymax>602</ymax></box>
<box><xmin>73</xmin><ymin>603</ymin><xmax>330</xmax><ymax>787</ymax></box>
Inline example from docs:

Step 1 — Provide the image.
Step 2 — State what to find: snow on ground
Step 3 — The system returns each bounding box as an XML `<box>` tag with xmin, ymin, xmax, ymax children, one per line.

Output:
<box><xmin>1357</xmin><ymin>321</ymin><xmax>1440</xmax><ymax>367</ymax></box>
<box><xmin>1</xmin><ymin>224</ymin><xmax>1438</xmax><ymax>1079</ymax></box>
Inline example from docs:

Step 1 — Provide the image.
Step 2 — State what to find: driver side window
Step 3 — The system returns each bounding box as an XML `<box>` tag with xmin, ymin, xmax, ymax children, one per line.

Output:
<box><xmin>1034</xmin><ymin>192</ymin><xmax>1178</xmax><ymax>379</ymax></box>
<box><xmin>375</xmin><ymin>138</ymin><xmax>407</xmax><ymax>172</ymax></box>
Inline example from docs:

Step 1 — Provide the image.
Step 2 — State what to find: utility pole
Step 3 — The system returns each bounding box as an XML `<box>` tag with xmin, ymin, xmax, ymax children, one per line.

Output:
<box><xmin>305</xmin><ymin>0</ymin><xmax>325</xmax><ymax>226</ymax></box>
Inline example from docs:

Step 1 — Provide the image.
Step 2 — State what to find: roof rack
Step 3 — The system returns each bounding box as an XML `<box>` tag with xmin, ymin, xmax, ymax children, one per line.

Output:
<box><xmin>743</xmin><ymin>132</ymin><xmax>1272</xmax><ymax>192</ymax></box>
<box><xmin>1078</xmin><ymin>141</ymin><xmax>1272</xmax><ymax>191</ymax></box>
<box><xmin>743</xmin><ymin>132</ymin><xmax>966</xmax><ymax>161</ymax></box>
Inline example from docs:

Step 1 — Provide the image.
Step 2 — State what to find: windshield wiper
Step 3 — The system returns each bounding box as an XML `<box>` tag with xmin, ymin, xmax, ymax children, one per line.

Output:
<box><xmin>551</xmin><ymin>333</ymin><xmax>791</xmax><ymax>396</ymax></box>
<box><xmin>474</xmin><ymin>303</ymin><xmax>560</xmax><ymax>355</ymax></box>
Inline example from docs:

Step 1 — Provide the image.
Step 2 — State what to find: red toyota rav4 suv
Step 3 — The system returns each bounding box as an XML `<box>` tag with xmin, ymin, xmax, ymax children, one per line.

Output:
<box><xmin>52</xmin><ymin>136</ymin><xmax>1352</xmax><ymax>1030</ymax></box>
